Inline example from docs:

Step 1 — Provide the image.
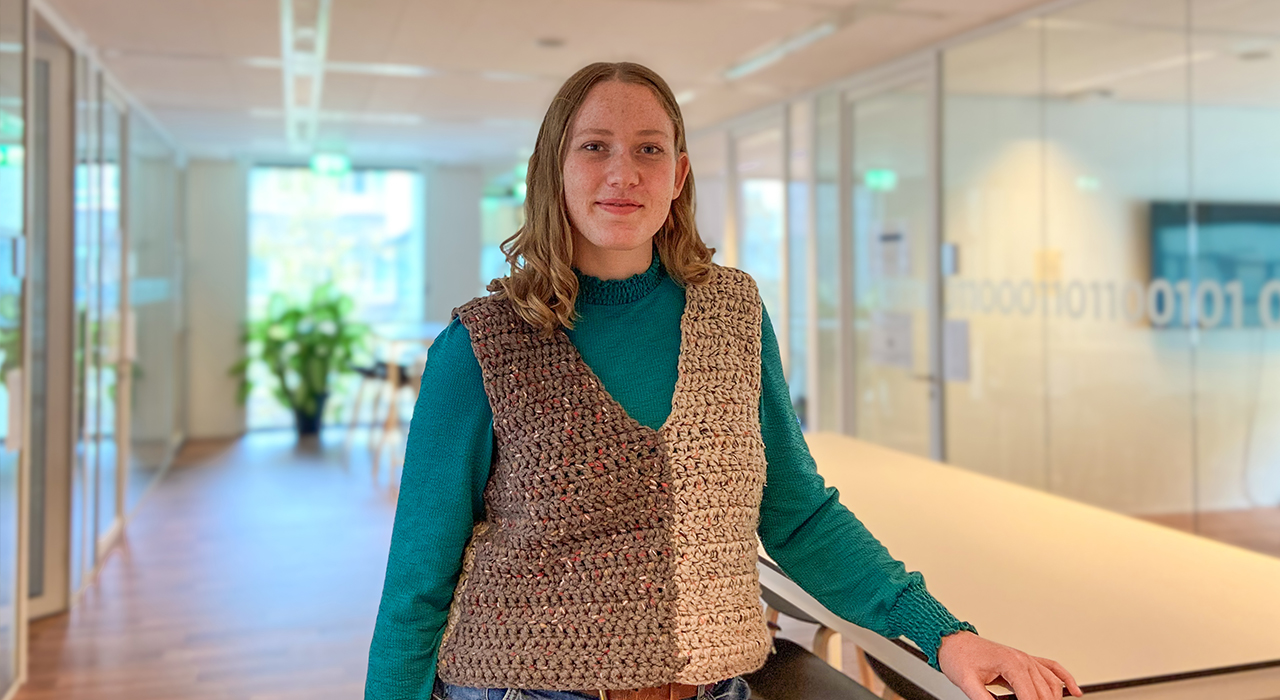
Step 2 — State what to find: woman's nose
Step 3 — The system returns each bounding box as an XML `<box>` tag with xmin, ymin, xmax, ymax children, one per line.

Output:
<box><xmin>604</xmin><ymin>152</ymin><xmax>641</xmax><ymax>188</ymax></box>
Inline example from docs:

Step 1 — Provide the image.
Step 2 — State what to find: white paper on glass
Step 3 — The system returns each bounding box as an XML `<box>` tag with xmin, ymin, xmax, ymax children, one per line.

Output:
<box><xmin>943</xmin><ymin>319</ymin><xmax>970</xmax><ymax>382</ymax></box>
<box><xmin>870</xmin><ymin>312</ymin><xmax>914</xmax><ymax>369</ymax></box>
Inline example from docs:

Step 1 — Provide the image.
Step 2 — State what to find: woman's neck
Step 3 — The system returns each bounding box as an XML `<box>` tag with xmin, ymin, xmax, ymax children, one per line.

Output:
<box><xmin>573</xmin><ymin>238</ymin><xmax>654</xmax><ymax>280</ymax></box>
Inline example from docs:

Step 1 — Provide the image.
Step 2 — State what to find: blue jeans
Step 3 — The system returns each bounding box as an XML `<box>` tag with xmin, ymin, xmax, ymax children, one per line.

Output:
<box><xmin>433</xmin><ymin>677</ymin><xmax>751</xmax><ymax>700</ymax></box>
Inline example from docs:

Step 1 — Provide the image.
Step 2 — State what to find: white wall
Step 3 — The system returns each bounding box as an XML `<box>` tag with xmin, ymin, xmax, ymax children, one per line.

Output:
<box><xmin>184</xmin><ymin>159</ymin><xmax>248</xmax><ymax>439</ymax></box>
<box><xmin>424</xmin><ymin>164</ymin><xmax>484</xmax><ymax>322</ymax></box>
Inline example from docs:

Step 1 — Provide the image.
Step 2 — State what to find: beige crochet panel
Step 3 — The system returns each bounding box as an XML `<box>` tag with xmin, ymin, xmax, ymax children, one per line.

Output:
<box><xmin>438</xmin><ymin>265</ymin><xmax>770</xmax><ymax>691</ymax></box>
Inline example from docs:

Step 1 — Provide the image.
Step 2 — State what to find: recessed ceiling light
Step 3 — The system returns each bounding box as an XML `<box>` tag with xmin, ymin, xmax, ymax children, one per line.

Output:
<box><xmin>536</xmin><ymin>37</ymin><xmax>565</xmax><ymax>48</ymax></box>
<box><xmin>251</xmin><ymin>108</ymin><xmax>423</xmax><ymax>125</ymax></box>
<box><xmin>245</xmin><ymin>56</ymin><xmax>434</xmax><ymax>77</ymax></box>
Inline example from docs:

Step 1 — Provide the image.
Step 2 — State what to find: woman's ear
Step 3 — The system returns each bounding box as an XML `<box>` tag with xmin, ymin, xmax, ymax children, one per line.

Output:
<box><xmin>672</xmin><ymin>151</ymin><xmax>691</xmax><ymax>199</ymax></box>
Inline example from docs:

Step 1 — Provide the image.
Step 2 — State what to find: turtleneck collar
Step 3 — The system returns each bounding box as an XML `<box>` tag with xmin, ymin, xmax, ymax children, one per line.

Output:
<box><xmin>575</xmin><ymin>251</ymin><xmax>665</xmax><ymax>306</ymax></box>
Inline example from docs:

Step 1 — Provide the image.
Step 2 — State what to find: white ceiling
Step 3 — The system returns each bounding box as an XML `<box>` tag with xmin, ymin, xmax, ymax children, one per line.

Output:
<box><xmin>43</xmin><ymin>0</ymin><xmax>1052</xmax><ymax>165</ymax></box>
<box><xmin>942</xmin><ymin>0</ymin><xmax>1280</xmax><ymax>107</ymax></box>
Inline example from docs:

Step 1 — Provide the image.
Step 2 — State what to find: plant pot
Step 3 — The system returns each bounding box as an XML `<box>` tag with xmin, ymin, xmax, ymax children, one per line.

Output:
<box><xmin>294</xmin><ymin>393</ymin><xmax>329</xmax><ymax>437</ymax></box>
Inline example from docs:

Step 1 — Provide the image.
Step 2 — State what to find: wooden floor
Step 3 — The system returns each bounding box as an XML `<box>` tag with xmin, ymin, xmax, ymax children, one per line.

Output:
<box><xmin>1141</xmin><ymin>508</ymin><xmax>1280</xmax><ymax>559</ymax></box>
<box><xmin>16</xmin><ymin>431</ymin><xmax>402</xmax><ymax>700</ymax></box>
<box><xmin>13</xmin><ymin>430</ymin><xmax>1280</xmax><ymax>698</ymax></box>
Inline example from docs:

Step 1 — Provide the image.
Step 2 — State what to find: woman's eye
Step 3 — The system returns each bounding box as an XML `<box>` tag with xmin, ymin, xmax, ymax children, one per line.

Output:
<box><xmin>583</xmin><ymin>142</ymin><xmax>603</xmax><ymax>152</ymax></box>
<box><xmin>641</xmin><ymin>145</ymin><xmax>662</xmax><ymax>155</ymax></box>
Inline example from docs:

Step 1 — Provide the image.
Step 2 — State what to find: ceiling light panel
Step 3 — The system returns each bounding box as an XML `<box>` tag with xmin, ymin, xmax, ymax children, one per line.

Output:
<box><xmin>280</xmin><ymin>0</ymin><xmax>334</xmax><ymax>150</ymax></box>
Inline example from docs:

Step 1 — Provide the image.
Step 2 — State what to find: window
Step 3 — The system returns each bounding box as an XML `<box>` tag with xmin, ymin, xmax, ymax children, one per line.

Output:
<box><xmin>246</xmin><ymin>167</ymin><xmax>424</xmax><ymax>429</ymax></box>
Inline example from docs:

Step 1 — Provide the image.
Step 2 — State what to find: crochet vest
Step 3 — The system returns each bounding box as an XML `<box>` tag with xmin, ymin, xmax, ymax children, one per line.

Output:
<box><xmin>436</xmin><ymin>265</ymin><xmax>771</xmax><ymax>691</ymax></box>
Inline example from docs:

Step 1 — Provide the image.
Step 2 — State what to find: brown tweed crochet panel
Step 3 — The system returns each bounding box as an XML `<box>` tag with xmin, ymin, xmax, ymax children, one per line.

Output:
<box><xmin>437</xmin><ymin>265</ymin><xmax>770</xmax><ymax>691</ymax></box>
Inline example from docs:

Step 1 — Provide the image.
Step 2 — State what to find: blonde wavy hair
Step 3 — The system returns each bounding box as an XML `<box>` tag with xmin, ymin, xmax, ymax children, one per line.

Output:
<box><xmin>487</xmin><ymin>61</ymin><xmax>715</xmax><ymax>336</ymax></box>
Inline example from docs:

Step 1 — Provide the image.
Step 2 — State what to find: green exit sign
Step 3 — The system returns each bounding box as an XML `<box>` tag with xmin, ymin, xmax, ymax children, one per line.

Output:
<box><xmin>310</xmin><ymin>152</ymin><xmax>351</xmax><ymax>176</ymax></box>
<box><xmin>864</xmin><ymin>169</ymin><xmax>897</xmax><ymax>192</ymax></box>
<box><xmin>0</xmin><ymin>145</ymin><xmax>23</xmax><ymax>167</ymax></box>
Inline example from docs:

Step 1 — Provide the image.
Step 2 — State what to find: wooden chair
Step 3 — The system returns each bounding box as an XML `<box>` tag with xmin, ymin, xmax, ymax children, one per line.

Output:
<box><xmin>346</xmin><ymin>361</ymin><xmax>390</xmax><ymax>441</ymax></box>
<box><xmin>760</xmin><ymin>582</ymin><xmax>845</xmax><ymax>671</ymax></box>
<box><xmin>380</xmin><ymin>353</ymin><xmax>429</xmax><ymax>477</ymax></box>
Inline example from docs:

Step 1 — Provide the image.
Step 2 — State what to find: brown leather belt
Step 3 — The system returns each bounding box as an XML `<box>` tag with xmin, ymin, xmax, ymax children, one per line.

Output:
<box><xmin>593</xmin><ymin>683</ymin><xmax>703</xmax><ymax>700</ymax></box>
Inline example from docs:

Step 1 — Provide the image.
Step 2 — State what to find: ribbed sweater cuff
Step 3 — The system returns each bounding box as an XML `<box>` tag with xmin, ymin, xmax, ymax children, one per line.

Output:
<box><xmin>886</xmin><ymin>580</ymin><xmax>978</xmax><ymax>670</ymax></box>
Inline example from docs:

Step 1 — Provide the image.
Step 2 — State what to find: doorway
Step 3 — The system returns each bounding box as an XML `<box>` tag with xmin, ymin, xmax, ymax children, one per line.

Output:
<box><xmin>845</xmin><ymin>60</ymin><xmax>944</xmax><ymax>460</ymax></box>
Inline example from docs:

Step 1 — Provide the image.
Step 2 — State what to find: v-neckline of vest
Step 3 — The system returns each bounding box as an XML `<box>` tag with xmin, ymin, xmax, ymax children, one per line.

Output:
<box><xmin>552</xmin><ymin>276</ymin><xmax>698</xmax><ymax>438</ymax></box>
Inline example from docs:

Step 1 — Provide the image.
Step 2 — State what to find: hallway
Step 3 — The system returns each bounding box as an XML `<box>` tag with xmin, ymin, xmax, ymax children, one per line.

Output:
<box><xmin>16</xmin><ymin>435</ymin><xmax>398</xmax><ymax>700</ymax></box>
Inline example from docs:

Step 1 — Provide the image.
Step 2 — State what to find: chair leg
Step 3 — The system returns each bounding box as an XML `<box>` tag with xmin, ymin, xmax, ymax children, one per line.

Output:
<box><xmin>345</xmin><ymin>377</ymin><xmax>368</xmax><ymax>443</ymax></box>
<box><xmin>855</xmin><ymin>646</ymin><xmax>876</xmax><ymax>691</ymax></box>
<box><xmin>368</xmin><ymin>380</ymin><xmax>387</xmax><ymax>437</ymax></box>
<box><xmin>813</xmin><ymin>625</ymin><xmax>842</xmax><ymax>671</ymax></box>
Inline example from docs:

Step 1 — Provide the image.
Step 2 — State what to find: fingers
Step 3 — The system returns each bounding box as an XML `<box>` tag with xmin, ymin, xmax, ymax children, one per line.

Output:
<box><xmin>1009</xmin><ymin>663</ymin><xmax>1059</xmax><ymax>700</ymax></box>
<box><xmin>956</xmin><ymin>675</ymin><xmax>996</xmax><ymax>700</ymax></box>
<box><xmin>1029</xmin><ymin>663</ymin><xmax>1056</xmax><ymax>699</ymax></box>
<box><xmin>1034</xmin><ymin>661</ymin><xmax>1065</xmax><ymax>698</ymax></box>
<box><xmin>1035</xmin><ymin>657</ymin><xmax>1084</xmax><ymax>697</ymax></box>
<box><xmin>1005</xmin><ymin>667</ymin><xmax>1043</xmax><ymax>700</ymax></box>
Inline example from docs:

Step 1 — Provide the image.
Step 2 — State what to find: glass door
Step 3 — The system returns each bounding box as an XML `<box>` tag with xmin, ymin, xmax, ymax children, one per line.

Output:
<box><xmin>847</xmin><ymin>66</ymin><xmax>941</xmax><ymax>458</ymax></box>
<box><xmin>71</xmin><ymin>52</ymin><xmax>99</xmax><ymax>596</ymax></box>
<box><xmin>0</xmin><ymin>0</ymin><xmax>25</xmax><ymax>691</ymax></box>
<box><xmin>96</xmin><ymin>88</ymin><xmax>124</xmax><ymax>556</ymax></box>
<box><xmin>29</xmin><ymin>20</ymin><xmax>74</xmax><ymax>619</ymax></box>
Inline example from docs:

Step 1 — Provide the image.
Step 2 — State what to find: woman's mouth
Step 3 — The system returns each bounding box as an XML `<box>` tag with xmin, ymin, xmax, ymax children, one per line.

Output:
<box><xmin>597</xmin><ymin>199</ymin><xmax>642</xmax><ymax>214</ymax></box>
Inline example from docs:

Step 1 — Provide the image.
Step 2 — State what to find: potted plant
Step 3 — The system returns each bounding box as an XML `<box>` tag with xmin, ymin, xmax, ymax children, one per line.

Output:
<box><xmin>230</xmin><ymin>283</ymin><xmax>367</xmax><ymax>437</ymax></box>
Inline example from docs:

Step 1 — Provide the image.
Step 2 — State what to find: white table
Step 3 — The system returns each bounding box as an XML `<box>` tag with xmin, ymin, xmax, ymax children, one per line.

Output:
<box><xmin>758</xmin><ymin>433</ymin><xmax>1280</xmax><ymax>700</ymax></box>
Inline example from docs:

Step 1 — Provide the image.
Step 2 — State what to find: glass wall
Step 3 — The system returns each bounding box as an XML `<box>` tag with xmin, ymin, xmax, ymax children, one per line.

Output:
<box><xmin>0</xmin><ymin>0</ymin><xmax>22</xmax><ymax>692</ymax></box>
<box><xmin>787</xmin><ymin>101</ymin><xmax>812</xmax><ymax>426</ymax></box>
<box><xmin>940</xmin><ymin>0</ymin><xmax>1280</xmax><ymax>525</ymax></box>
<box><xmin>479</xmin><ymin>165</ymin><xmax>525</xmax><ymax>295</ymax></box>
<box><xmin>813</xmin><ymin>93</ymin><xmax>843</xmax><ymax>433</ymax></box>
<box><xmin>71</xmin><ymin>52</ymin><xmax>96</xmax><ymax>599</ymax></box>
<box><xmin>693</xmin><ymin>0</ymin><xmax>1280</xmax><ymax>552</ymax></box>
<box><xmin>687</xmin><ymin>131</ymin><xmax>729</xmax><ymax>266</ymax></box>
<box><xmin>850</xmin><ymin>78</ymin><xmax>934</xmax><ymax>458</ymax></box>
<box><xmin>98</xmin><ymin>93</ymin><xmax>123</xmax><ymax>541</ymax></box>
<box><xmin>734</xmin><ymin>119</ymin><xmax>786</xmax><ymax>346</ymax></box>
<box><xmin>126</xmin><ymin>112</ymin><xmax>181</xmax><ymax>511</ymax></box>
<box><xmin>69</xmin><ymin>64</ymin><xmax>130</xmax><ymax>589</ymax></box>
<box><xmin>1188</xmin><ymin>0</ymin><xmax>1280</xmax><ymax>538</ymax></box>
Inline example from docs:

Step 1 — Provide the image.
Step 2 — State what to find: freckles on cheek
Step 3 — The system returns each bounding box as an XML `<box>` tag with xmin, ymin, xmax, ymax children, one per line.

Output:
<box><xmin>562</xmin><ymin>161</ymin><xmax>594</xmax><ymax>210</ymax></box>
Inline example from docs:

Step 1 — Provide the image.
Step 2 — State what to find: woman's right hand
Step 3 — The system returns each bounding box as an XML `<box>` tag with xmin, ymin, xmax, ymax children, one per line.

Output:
<box><xmin>938</xmin><ymin>631</ymin><xmax>1083</xmax><ymax>700</ymax></box>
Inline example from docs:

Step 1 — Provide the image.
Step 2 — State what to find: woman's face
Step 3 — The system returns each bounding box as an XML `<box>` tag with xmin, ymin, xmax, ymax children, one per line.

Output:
<box><xmin>562</xmin><ymin>81</ymin><xmax>689</xmax><ymax>261</ymax></box>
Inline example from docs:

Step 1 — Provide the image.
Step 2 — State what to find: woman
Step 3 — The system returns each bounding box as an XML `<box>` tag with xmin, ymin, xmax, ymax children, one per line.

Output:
<box><xmin>366</xmin><ymin>62</ymin><xmax>1083</xmax><ymax>700</ymax></box>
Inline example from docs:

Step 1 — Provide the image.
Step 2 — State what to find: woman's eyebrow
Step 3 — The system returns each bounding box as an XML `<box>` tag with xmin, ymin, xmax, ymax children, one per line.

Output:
<box><xmin>574</xmin><ymin>127</ymin><xmax>671</xmax><ymax>138</ymax></box>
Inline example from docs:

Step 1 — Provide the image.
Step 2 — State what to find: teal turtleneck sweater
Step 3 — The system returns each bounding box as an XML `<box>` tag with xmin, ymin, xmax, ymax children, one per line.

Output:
<box><xmin>366</xmin><ymin>257</ymin><xmax>974</xmax><ymax>700</ymax></box>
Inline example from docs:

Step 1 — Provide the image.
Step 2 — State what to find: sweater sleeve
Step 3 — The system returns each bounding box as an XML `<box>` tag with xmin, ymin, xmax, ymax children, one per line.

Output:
<box><xmin>755</xmin><ymin>306</ymin><xmax>975</xmax><ymax>669</ymax></box>
<box><xmin>365</xmin><ymin>319</ymin><xmax>494</xmax><ymax>700</ymax></box>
